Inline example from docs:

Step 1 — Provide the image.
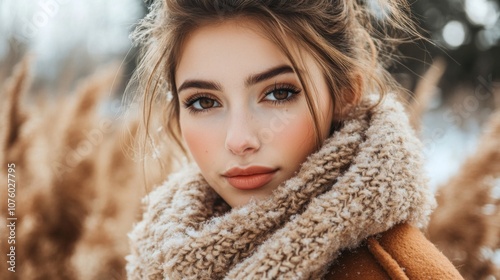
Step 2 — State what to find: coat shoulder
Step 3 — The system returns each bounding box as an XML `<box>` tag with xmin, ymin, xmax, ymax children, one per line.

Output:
<box><xmin>325</xmin><ymin>223</ymin><xmax>464</xmax><ymax>280</ymax></box>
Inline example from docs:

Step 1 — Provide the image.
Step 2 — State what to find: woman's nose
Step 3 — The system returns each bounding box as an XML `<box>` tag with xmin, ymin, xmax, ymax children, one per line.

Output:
<box><xmin>224</xmin><ymin>111</ymin><xmax>261</xmax><ymax>156</ymax></box>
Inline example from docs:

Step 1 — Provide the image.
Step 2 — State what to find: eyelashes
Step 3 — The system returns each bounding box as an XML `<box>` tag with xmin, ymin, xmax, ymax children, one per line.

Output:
<box><xmin>182</xmin><ymin>83</ymin><xmax>302</xmax><ymax>114</ymax></box>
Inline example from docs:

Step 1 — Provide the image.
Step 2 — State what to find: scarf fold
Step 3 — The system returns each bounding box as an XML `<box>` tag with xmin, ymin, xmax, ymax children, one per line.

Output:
<box><xmin>126</xmin><ymin>94</ymin><xmax>436</xmax><ymax>280</ymax></box>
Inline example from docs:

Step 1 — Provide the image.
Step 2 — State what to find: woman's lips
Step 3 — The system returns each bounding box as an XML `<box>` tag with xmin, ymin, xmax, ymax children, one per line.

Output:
<box><xmin>222</xmin><ymin>166</ymin><xmax>278</xmax><ymax>190</ymax></box>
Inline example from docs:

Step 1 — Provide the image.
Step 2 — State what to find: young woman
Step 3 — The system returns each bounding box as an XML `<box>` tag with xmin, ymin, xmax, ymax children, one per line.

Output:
<box><xmin>126</xmin><ymin>1</ymin><xmax>463</xmax><ymax>279</ymax></box>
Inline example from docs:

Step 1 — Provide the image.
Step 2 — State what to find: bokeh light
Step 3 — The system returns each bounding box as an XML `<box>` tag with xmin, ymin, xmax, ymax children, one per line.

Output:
<box><xmin>442</xmin><ymin>20</ymin><xmax>468</xmax><ymax>49</ymax></box>
<box><xmin>465</xmin><ymin>0</ymin><xmax>499</xmax><ymax>27</ymax></box>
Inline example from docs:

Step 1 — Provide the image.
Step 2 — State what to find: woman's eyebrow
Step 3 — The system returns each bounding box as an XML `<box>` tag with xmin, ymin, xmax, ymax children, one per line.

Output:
<box><xmin>177</xmin><ymin>64</ymin><xmax>294</xmax><ymax>94</ymax></box>
<box><xmin>245</xmin><ymin>65</ymin><xmax>294</xmax><ymax>87</ymax></box>
<box><xmin>177</xmin><ymin>80</ymin><xmax>222</xmax><ymax>94</ymax></box>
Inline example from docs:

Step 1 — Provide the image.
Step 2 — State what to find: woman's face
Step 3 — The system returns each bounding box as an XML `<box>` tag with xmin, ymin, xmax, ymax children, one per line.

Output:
<box><xmin>176</xmin><ymin>19</ymin><xmax>333</xmax><ymax>208</ymax></box>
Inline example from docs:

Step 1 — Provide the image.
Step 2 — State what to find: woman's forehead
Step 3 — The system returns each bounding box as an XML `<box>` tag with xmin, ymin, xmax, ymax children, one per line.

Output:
<box><xmin>175</xmin><ymin>19</ymin><xmax>294</xmax><ymax>84</ymax></box>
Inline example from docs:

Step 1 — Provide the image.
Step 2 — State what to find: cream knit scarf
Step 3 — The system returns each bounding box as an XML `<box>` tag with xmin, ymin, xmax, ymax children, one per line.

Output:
<box><xmin>126</xmin><ymin>95</ymin><xmax>436</xmax><ymax>279</ymax></box>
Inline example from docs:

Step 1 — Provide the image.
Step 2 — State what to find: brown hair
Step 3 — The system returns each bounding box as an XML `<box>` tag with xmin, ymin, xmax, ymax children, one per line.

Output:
<box><xmin>127</xmin><ymin>0</ymin><xmax>421</xmax><ymax>161</ymax></box>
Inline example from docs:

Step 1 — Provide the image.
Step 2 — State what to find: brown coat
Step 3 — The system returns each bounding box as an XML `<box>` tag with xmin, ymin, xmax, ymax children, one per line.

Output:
<box><xmin>327</xmin><ymin>223</ymin><xmax>463</xmax><ymax>279</ymax></box>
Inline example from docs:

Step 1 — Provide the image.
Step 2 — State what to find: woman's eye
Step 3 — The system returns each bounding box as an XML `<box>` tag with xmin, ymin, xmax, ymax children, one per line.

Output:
<box><xmin>264</xmin><ymin>86</ymin><xmax>301</xmax><ymax>102</ymax></box>
<box><xmin>268</xmin><ymin>90</ymin><xmax>291</xmax><ymax>100</ymax></box>
<box><xmin>185</xmin><ymin>96</ymin><xmax>221</xmax><ymax>112</ymax></box>
<box><xmin>195</xmin><ymin>97</ymin><xmax>218</xmax><ymax>109</ymax></box>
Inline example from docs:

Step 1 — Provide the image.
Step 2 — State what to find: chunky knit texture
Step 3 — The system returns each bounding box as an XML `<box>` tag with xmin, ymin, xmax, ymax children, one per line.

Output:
<box><xmin>126</xmin><ymin>94</ymin><xmax>436</xmax><ymax>279</ymax></box>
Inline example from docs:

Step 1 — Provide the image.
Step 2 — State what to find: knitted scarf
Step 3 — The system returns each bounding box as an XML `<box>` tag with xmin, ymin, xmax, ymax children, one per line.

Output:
<box><xmin>126</xmin><ymin>95</ymin><xmax>436</xmax><ymax>279</ymax></box>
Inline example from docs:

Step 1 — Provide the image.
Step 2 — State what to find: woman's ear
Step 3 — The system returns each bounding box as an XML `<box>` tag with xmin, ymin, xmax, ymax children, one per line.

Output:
<box><xmin>334</xmin><ymin>72</ymin><xmax>363</xmax><ymax>120</ymax></box>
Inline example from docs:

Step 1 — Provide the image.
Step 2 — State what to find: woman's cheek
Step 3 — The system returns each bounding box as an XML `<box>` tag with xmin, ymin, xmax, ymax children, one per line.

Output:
<box><xmin>271</xmin><ymin>109</ymin><xmax>316</xmax><ymax>165</ymax></box>
<box><xmin>181</xmin><ymin>118</ymin><xmax>221</xmax><ymax>165</ymax></box>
